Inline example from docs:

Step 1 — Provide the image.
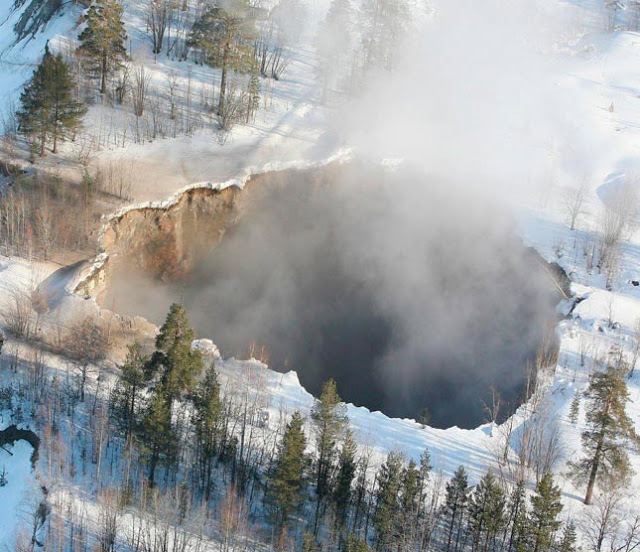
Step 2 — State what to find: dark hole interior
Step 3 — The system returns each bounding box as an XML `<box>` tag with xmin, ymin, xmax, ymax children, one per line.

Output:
<box><xmin>104</xmin><ymin>164</ymin><xmax>561</xmax><ymax>429</ymax></box>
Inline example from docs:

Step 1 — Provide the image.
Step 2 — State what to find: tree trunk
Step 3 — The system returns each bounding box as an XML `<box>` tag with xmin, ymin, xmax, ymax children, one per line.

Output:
<box><xmin>217</xmin><ymin>30</ymin><xmax>231</xmax><ymax>116</ymax></box>
<box><xmin>101</xmin><ymin>52</ymin><xmax>108</xmax><ymax>94</ymax></box>
<box><xmin>584</xmin><ymin>436</ymin><xmax>603</xmax><ymax>505</ymax></box>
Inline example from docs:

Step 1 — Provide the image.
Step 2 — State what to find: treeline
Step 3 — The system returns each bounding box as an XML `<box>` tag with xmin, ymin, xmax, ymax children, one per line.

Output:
<box><xmin>10</xmin><ymin>0</ymin><xmax>305</xmax><ymax>156</ymax></box>
<box><xmin>316</xmin><ymin>0</ymin><xmax>413</xmax><ymax>101</ymax></box>
<box><xmin>102</xmin><ymin>303</ymin><xmax>583</xmax><ymax>552</ymax></box>
<box><xmin>6</xmin><ymin>302</ymin><xmax>629</xmax><ymax>552</ymax></box>
<box><xmin>10</xmin><ymin>0</ymin><xmax>418</xmax><ymax>158</ymax></box>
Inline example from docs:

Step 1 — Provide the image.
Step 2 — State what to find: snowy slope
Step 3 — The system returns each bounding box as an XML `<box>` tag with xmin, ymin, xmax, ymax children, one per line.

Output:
<box><xmin>0</xmin><ymin>2</ymin><xmax>79</xmax><ymax>118</ymax></box>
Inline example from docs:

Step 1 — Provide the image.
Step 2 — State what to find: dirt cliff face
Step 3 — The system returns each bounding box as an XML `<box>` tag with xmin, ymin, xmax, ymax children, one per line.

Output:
<box><xmin>102</xmin><ymin>185</ymin><xmax>243</xmax><ymax>283</ymax></box>
<box><xmin>82</xmin><ymin>165</ymin><xmax>333</xmax><ymax>304</ymax></box>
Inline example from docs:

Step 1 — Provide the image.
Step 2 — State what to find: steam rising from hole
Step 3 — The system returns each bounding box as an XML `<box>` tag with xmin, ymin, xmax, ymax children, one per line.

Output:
<box><xmin>105</xmin><ymin>164</ymin><xmax>560</xmax><ymax>428</ymax></box>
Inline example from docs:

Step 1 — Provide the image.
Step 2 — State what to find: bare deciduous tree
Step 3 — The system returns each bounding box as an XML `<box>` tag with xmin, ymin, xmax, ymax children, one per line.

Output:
<box><xmin>115</xmin><ymin>64</ymin><xmax>131</xmax><ymax>105</ymax></box>
<box><xmin>132</xmin><ymin>65</ymin><xmax>152</xmax><ymax>118</ymax></box>
<box><xmin>563</xmin><ymin>179</ymin><xmax>588</xmax><ymax>231</ymax></box>
<box><xmin>97</xmin><ymin>487</ymin><xmax>121</xmax><ymax>552</ymax></box>
<box><xmin>581</xmin><ymin>479</ymin><xmax>625</xmax><ymax>552</ymax></box>
<box><xmin>64</xmin><ymin>316</ymin><xmax>108</xmax><ymax>402</ymax></box>
<box><xmin>599</xmin><ymin>177</ymin><xmax>639</xmax><ymax>268</ymax></box>
<box><xmin>1</xmin><ymin>283</ymin><xmax>36</xmax><ymax>339</ymax></box>
<box><xmin>147</xmin><ymin>0</ymin><xmax>177</xmax><ymax>54</ymax></box>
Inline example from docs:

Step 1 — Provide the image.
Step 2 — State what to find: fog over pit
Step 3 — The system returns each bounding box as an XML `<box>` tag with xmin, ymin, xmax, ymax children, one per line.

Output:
<box><xmin>103</xmin><ymin>163</ymin><xmax>562</xmax><ymax>429</ymax></box>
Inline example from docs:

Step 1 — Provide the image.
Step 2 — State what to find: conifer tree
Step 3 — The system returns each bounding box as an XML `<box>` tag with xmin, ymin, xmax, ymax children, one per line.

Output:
<box><xmin>469</xmin><ymin>469</ymin><xmax>506</xmax><ymax>552</ymax></box>
<box><xmin>191</xmin><ymin>363</ymin><xmax>223</xmax><ymax>500</ymax></box>
<box><xmin>301</xmin><ymin>532</ymin><xmax>320</xmax><ymax>552</ymax></box>
<box><xmin>444</xmin><ymin>465</ymin><xmax>470</xmax><ymax>552</ymax></box>
<box><xmin>316</xmin><ymin>0</ymin><xmax>353</xmax><ymax>98</ymax></box>
<box><xmin>558</xmin><ymin>521</ymin><xmax>577</xmax><ymax>552</ymax></box>
<box><xmin>417</xmin><ymin>448</ymin><xmax>432</xmax><ymax>519</ymax></box>
<box><xmin>147</xmin><ymin>303</ymin><xmax>203</xmax><ymax>409</ymax></box>
<box><xmin>311</xmin><ymin>378</ymin><xmax>348</xmax><ymax>532</ymax></box>
<box><xmin>109</xmin><ymin>342</ymin><xmax>147</xmax><ymax>441</ymax></box>
<box><xmin>401</xmin><ymin>458</ymin><xmax>421</xmax><ymax>518</ymax></box>
<box><xmin>187</xmin><ymin>0</ymin><xmax>255</xmax><ymax>115</ymax></box>
<box><xmin>358</xmin><ymin>0</ymin><xmax>409</xmax><ymax>73</ymax></box>
<box><xmin>333</xmin><ymin>428</ymin><xmax>357</xmax><ymax>531</ymax></box>
<box><xmin>78</xmin><ymin>0</ymin><xmax>127</xmax><ymax>94</ymax></box>
<box><xmin>18</xmin><ymin>47</ymin><xmax>86</xmax><ymax>156</ymax></box>
<box><xmin>140</xmin><ymin>383</ymin><xmax>175</xmax><ymax>486</ymax></box>
<box><xmin>245</xmin><ymin>70</ymin><xmax>261</xmax><ymax>123</ymax></box>
<box><xmin>570</xmin><ymin>365</ymin><xmax>637</xmax><ymax>504</ymax></box>
<box><xmin>372</xmin><ymin>451</ymin><xmax>404</xmax><ymax>550</ymax></box>
<box><xmin>529</xmin><ymin>472</ymin><xmax>563</xmax><ymax>552</ymax></box>
<box><xmin>398</xmin><ymin>458</ymin><xmax>422</xmax><ymax>547</ymax></box>
<box><xmin>344</xmin><ymin>533</ymin><xmax>370</xmax><ymax>552</ymax></box>
<box><xmin>568</xmin><ymin>395</ymin><xmax>580</xmax><ymax>425</ymax></box>
<box><xmin>269</xmin><ymin>411</ymin><xmax>307</xmax><ymax>535</ymax></box>
<box><xmin>505</xmin><ymin>479</ymin><xmax>527</xmax><ymax>552</ymax></box>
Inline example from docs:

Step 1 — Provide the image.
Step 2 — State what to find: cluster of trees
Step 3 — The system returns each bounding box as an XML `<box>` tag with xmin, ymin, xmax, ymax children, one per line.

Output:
<box><xmin>0</xmin><ymin>169</ymin><xmax>110</xmax><ymax>261</ymax></box>
<box><xmin>11</xmin><ymin>0</ymin><xmax>424</xmax><ymax>154</ymax></box>
<box><xmin>561</xmin><ymin>174</ymin><xmax>639</xmax><ymax>290</ymax></box>
<box><xmin>1</xmin><ymin>297</ymin><xmax>639</xmax><ymax>552</ymax></box>
<box><xmin>316</xmin><ymin>0</ymin><xmax>412</xmax><ymax>101</ymax></box>
<box><xmin>106</xmin><ymin>304</ymin><xmax>640</xmax><ymax>551</ymax></box>
<box><xmin>13</xmin><ymin>0</ymin><xmax>307</xmax><ymax>154</ymax></box>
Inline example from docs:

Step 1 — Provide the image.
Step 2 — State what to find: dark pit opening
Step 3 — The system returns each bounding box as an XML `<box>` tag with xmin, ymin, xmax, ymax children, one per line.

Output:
<box><xmin>103</xmin><ymin>163</ymin><xmax>563</xmax><ymax>429</ymax></box>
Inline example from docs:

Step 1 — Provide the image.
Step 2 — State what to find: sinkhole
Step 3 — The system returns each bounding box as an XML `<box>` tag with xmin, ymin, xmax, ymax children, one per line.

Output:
<box><xmin>100</xmin><ymin>162</ymin><xmax>566</xmax><ymax>429</ymax></box>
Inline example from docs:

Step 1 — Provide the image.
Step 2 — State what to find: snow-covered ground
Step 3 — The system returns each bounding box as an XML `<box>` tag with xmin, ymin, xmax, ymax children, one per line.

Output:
<box><xmin>0</xmin><ymin>440</ymin><xmax>39</xmax><ymax>550</ymax></box>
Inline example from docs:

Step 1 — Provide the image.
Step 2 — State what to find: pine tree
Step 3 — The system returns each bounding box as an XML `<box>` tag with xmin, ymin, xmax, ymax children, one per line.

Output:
<box><xmin>570</xmin><ymin>365</ymin><xmax>637</xmax><ymax>504</ymax></box>
<box><xmin>301</xmin><ymin>532</ymin><xmax>320</xmax><ymax>552</ymax></box>
<box><xmin>269</xmin><ymin>411</ymin><xmax>307</xmax><ymax>535</ymax></box>
<box><xmin>401</xmin><ymin>458</ymin><xmax>421</xmax><ymax>517</ymax></box>
<box><xmin>444</xmin><ymin>466</ymin><xmax>470</xmax><ymax>552</ymax></box>
<box><xmin>469</xmin><ymin>469</ymin><xmax>506</xmax><ymax>552</ymax></box>
<box><xmin>398</xmin><ymin>458</ymin><xmax>422</xmax><ymax>547</ymax></box>
<box><xmin>344</xmin><ymin>533</ymin><xmax>370</xmax><ymax>552</ymax></box>
<box><xmin>505</xmin><ymin>479</ymin><xmax>527</xmax><ymax>552</ymax></box>
<box><xmin>78</xmin><ymin>0</ymin><xmax>127</xmax><ymax>94</ymax></box>
<box><xmin>311</xmin><ymin>378</ymin><xmax>348</xmax><ymax>532</ymax></box>
<box><xmin>140</xmin><ymin>383</ymin><xmax>175</xmax><ymax>486</ymax></box>
<box><xmin>358</xmin><ymin>0</ymin><xmax>409</xmax><ymax>73</ymax></box>
<box><xmin>417</xmin><ymin>448</ymin><xmax>432</xmax><ymax>517</ymax></box>
<box><xmin>568</xmin><ymin>395</ymin><xmax>580</xmax><ymax>425</ymax></box>
<box><xmin>191</xmin><ymin>363</ymin><xmax>223</xmax><ymax>500</ymax></box>
<box><xmin>18</xmin><ymin>47</ymin><xmax>86</xmax><ymax>156</ymax></box>
<box><xmin>316</xmin><ymin>0</ymin><xmax>353</xmax><ymax>98</ymax></box>
<box><xmin>372</xmin><ymin>451</ymin><xmax>404</xmax><ymax>550</ymax></box>
<box><xmin>109</xmin><ymin>342</ymin><xmax>147</xmax><ymax>440</ymax></box>
<box><xmin>187</xmin><ymin>0</ymin><xmax>255</xmax><ymax>115</ymax></box>
<box><xmin>245</xmin><ymin>71</ymin><xmax>261</xmax><ymax>123</ymax></box>
<box><xmin>529</xmin><ymin>472</ymin><xmax>563</xmax><ymax>552</ymax></box>
<box><xmin>558</xmin><ymin>521</ymin><xmax>577</xmax><ymax>552</ymax></box>
<box><xmin>333</xmin><ymin>428</ymin><xmax>357</xmax><ymax>531</ymax></box>
<box><xmin>148</xmin><ymin>303</ymin><xmax>203</xmax><ymax>409</ymax></box>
